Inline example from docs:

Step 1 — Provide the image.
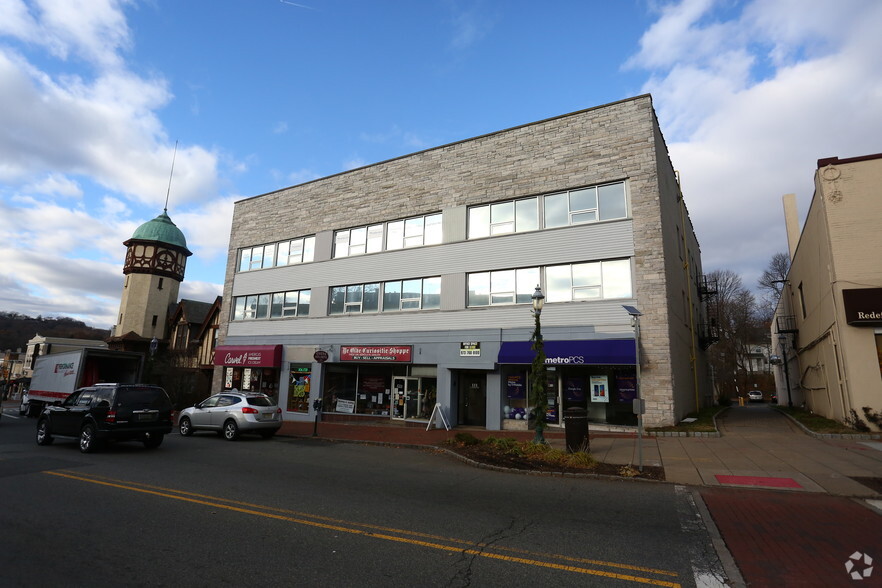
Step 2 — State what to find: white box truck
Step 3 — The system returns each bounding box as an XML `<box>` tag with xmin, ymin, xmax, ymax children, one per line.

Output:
<box><xmin>20</xmin><ymin>348</ymin><xmax>144</xmax><ymax>417</ymax></box>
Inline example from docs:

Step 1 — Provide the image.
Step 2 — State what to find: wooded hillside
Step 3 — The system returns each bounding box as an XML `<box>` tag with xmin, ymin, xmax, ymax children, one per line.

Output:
<box><xmin>0</xmin><ymin>312</ymin><xmax>110</xmax><ymax>353</ymax></box>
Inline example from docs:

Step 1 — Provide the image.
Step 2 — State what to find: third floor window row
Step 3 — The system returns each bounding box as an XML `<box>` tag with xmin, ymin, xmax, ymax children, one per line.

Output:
<box><xmin>239</xmin><ymin>236</ymin><xmax>316</xmax><ymax>272</ymax></box>
<box><xmin>467</xmin><ymin>181</ymin><xmax>628</xmax><ymax>239</ymax></box>
<box><xmin>236</xmin><ymin>180</ymin><xmax>627</xmax><ymax>272</ymax></box>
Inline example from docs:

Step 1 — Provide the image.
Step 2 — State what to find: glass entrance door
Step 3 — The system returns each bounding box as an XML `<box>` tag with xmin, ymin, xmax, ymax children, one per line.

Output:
<box><xmin>391</xmin><ymin>377</ymin><xmax>420</xmax><ymax>420</ymax></box>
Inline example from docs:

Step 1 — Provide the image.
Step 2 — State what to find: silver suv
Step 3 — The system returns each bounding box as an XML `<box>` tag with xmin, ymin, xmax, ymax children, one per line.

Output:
<box><xmin>178</xmin><ymin>391</ymin><xmax>282</xmax><ymax>440</ymax></box>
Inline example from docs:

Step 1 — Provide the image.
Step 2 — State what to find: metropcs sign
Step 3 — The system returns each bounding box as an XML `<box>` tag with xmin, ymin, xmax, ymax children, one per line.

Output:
<box><xmin>340</xmin><ymin>345</ymin><xmax>412</xmax><ymax>363</ymax></box>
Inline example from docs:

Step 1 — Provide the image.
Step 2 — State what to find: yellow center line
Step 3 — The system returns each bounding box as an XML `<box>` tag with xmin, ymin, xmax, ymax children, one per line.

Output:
<box><xmin>45</xmin><ymin>470</ymin><xmax>681</xmax><ymax>587</ymax></box>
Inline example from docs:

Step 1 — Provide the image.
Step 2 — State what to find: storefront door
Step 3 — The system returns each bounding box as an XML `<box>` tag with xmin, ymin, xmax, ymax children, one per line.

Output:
<box><xmin>457</xmin><ymin>372</ymin><xmax>486</xmax><ymax>427</ymax></box>
<box><xmin>391</xmin><ymin>377</ymin><xmax>420</xmax><ymax>420</ymax></box>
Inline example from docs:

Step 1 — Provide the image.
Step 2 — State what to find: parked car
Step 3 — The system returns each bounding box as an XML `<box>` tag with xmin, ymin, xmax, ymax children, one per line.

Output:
<box><xmin>748</xmin><ymin>390</ymin><xmax>764</xmax><ymax>403</ymax></box>
<box><xmin>178</xmin><ymin>391</ymin><xmax>282</xmax><ymax>440</ymax></box>
<box><xmin>35</xmin><ymin>384</ymin><xmax>173</xmax><ymax>453</ymax></box>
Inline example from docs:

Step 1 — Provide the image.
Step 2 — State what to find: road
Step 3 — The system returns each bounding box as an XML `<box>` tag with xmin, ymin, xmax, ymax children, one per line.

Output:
<box><xmin>0</xmin><ymin>408</ymin><xmax>726</xmax><ymax>587</ymax></box>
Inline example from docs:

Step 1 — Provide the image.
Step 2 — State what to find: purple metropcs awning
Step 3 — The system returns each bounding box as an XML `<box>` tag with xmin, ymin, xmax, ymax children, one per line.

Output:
<box><xmin>497</xmin><ymin>339</ymin><xmax>636</xmax><ymax>365</ymax></box>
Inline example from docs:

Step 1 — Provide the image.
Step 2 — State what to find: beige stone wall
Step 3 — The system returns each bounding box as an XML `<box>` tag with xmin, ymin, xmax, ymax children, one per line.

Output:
<box><xmin>116</xmin><ymin>272</ymin><xmax>179</xmax><ymax>340</ymax></box>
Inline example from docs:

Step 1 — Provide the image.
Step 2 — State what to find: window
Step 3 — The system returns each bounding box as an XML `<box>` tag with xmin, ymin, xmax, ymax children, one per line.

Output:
<box><xmin>158</xmin><ymin>278</ymin><xmax>164</xmax><ymax>290</ymax></box>
<box><xmin>546</xmin><ymin>259</ymin><xmax>632</xmax><ymax>302</ymax></box>
<box><xmin>334</xmin><ymin>225</ymin><xmax>383</xmax><ymax>258</ymax></box>
<box><xmin>468</xmin><ymin>268</ymin><xmax>539</xmax><ymax>306</ymax></box>
<box><xmin>468</xmin><ymin>182</ymin><xmax>627</xmax><ymax>239</ymax></box>
<box><xmin>330</xmin><ymin>283</ymin><xmax>380</xmax><ymax>314</ymax></box>
<box><xmin>330</xmin><ymin>277</ymin><xmax>441</xmax><ymax>314</ymax></box>
<box><xmin>270</xmin><ymin>291</ymin><xmax>309</xmax><ymax>318</ymax></box>
<box><xmin>239</xmin><ymin>236</ymin><xmax>315</xmax><ymax>272</ymax></box>
<box><xmin>276</xmin><ymin>236</ymin><xmax>315</xmax><ymax>266</ymax></box>
<box><xmin>546</xmin><ymin>184</ymin><xmax>627</xmax><ymax>227</ymax></box>
<box><xmin>383</xmin><ymin>277</ymin><xmax>441</xmax><ymax>311</ymax></box>
<box><xmin>468</xmin><ymin>260</ymin><xmax>631</xmax><ymax>307</ymax></box>
<box><xmin>335</xmin><ymin>213</ymin><xmax>442</xmax><ymax>257</ymax></box>
<box><xmin>233</xmin><ymin>290</ymin><xmax>311</xmax><ymax>321</ymax></box>
<box><xmin>468</xmin><ymin>197</ymin><xmax>538</xmax><ymax>239</ymax></box>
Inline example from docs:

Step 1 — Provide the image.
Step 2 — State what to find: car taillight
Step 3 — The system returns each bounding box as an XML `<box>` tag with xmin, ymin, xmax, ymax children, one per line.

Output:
<box><xmin>105</xmin><ymin>411</ymin><xmax>117</xmax><ymax>423</ymax></box>
<box><xmin>277</xmin><ymin>407</ymin><xmax>282</xmax><ymax>413</ymax></box>
<box><xmin>242</xmin><ymin>407</ymin><xmax>259</xmax><ymax>414</ymax></box>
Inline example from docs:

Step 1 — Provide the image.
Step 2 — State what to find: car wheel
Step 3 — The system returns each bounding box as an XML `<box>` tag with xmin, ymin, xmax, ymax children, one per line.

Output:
<box><xmin>259</xmin><ymin>430</ymin><xmax>276</xmax><ymax>439</ymax></box>
<box><xmin>223</xmin><ymin>419</ymin><xmax>239</xmax><ymax>441</ymax></box>
<box><xmin>143</xmin><ymin>433</ymin><xmax>164</xmax><ymax>449</ymax></box>
<box><xmin>179</xmin><ymin>416</ymin><xmax>193</xmax><ymax>436</ymax></box>
<box><xmin>79</xmin><ymin>424</ymin><xmax>97</xmax><ymax>453</ymax></box>
<box><xmin>36</xmin><ymin>420</ymin><xmax>54</xmax><ymax>446</ymax></box>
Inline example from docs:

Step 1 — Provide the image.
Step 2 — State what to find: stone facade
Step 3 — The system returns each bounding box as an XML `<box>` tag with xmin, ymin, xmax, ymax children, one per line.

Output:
<box><xmin>217</xmin><ymin>95</ymin><xmax>711</xmax><ymax>427</ymax></box>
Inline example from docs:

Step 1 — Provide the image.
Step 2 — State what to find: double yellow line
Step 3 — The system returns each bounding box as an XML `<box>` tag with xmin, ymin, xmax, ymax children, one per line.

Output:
<box><xmin>46</xmin><ymin>470</ymin><xmax>681</xmax><ymax>586</ymax></box>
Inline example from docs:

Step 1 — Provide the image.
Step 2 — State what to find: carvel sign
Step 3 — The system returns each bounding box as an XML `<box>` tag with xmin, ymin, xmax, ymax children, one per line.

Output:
<box><xmin>340</xmin><ymin>345</ymin><xmax>412</xmax><ymax>363</ymax></box>
<box><xmin>213</xmin><ymin>345</ymin><xmax>282</xmax><ymax>367</ymax></box>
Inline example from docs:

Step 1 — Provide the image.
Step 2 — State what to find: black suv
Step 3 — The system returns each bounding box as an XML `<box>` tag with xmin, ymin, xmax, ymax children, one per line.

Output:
<box><xmin>36</xmin><ymin>384</ymin><xmax>173</xmax><ymax>453</ymax></box>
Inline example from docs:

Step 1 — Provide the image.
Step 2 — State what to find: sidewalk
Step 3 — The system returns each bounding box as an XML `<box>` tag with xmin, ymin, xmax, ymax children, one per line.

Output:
<box><xmin>279</xmin><ymin>405</ymin><xmax>882</xmax><ymax>497</ymax></box>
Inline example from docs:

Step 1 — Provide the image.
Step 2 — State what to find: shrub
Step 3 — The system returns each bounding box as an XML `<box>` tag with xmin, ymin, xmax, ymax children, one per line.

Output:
<box><xmin>452</xmin><ymin>432</ymin><xmax>481</xmax><ymax>446</ymax></box>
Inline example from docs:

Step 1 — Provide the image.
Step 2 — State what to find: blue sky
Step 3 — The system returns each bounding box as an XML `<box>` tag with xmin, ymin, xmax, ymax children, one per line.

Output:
<box><xmin>2</xmin><ymin>0</ymin><xmax>882</xmax><ymax>330</ymax></box>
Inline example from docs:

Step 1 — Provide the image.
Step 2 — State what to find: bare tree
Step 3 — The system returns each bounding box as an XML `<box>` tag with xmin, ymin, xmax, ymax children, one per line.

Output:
<box><xmin>706</xmin><ymin>269</ymin><xmax>765</xmax><ymax>402</ymax></box>
<box><xmin>756</xmin><ymin>252</ymin><xmax>791</xmax><ymax>325</ymax></box>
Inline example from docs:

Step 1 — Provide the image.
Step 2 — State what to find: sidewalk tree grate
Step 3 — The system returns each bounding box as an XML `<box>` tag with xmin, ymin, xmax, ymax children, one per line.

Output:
<box><xmin>715</xmin><ymin>474</ymin><xmax>802</xmax><ymax>488</ymax></box>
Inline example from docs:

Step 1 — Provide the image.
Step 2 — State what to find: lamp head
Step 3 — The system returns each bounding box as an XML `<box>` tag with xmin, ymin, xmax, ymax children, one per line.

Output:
<box><xmin>531</xmin><ymin>285</ymin><xmax>545</xmax><ymax>312</ymax></box>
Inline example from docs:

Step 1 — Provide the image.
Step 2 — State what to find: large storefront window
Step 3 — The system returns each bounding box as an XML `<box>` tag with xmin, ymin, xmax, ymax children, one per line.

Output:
<box><xmin>322</xmin><ymin>362</ymin><xmax>436</xmax><ymax>421</ymax></box>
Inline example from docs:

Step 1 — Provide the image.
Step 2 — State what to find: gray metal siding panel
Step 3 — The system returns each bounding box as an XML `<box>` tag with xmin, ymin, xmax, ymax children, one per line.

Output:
<box><xmin>231</xmin><ymin>219</ymin><xmax>634</xmax><ymax>296</ymax></box>
<box><xmin>226</xmin><ymin>298</ymin><xmax>636</xmax><ymax>338</ymax></box>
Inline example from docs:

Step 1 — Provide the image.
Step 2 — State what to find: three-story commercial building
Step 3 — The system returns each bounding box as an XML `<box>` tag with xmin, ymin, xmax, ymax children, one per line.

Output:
<box><xmin>213</xmin><ymin>95</ymin><xmax>713</xmax><ymax>430</ymax></box>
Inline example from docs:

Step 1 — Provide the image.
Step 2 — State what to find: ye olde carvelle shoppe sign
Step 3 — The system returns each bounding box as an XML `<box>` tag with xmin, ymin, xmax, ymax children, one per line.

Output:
<box><xmin>843</xmin><ymin>288</ymin><xmax>882</xmax><ymax>326</ymax></box>
<box><xmin>340</xmin><ymin>345</ymin><xmax>412</xmax><ymax>362</ymax></box>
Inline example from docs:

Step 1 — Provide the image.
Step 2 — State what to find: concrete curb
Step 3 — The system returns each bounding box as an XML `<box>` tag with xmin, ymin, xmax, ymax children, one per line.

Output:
<box><xmin>277</xmin><ymin>432</ymin><xmax>666</xmax><ymax>484</ymax></box>
<box><xmin>645</xmin><ymin>406</ymin><xmax>727</xmax><ymax>438</ymax></box>
<box><xmin>773</xmin><ymin>407</ymin><xmax>882</xmax><ymax>440</ymax></box>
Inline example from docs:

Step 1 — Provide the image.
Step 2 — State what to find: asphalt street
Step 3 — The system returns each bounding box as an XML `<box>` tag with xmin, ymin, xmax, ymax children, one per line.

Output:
<box><xmin>1</xmin><ymin>408</ymin><xmax>724</xmax><ymax>587</ymax></box>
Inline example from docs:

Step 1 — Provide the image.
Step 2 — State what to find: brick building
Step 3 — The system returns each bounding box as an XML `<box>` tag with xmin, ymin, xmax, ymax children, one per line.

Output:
<box><xmin>214</xmin><ymin>95</ymin><xmax>714</xmax><ymax>430</ymax></box>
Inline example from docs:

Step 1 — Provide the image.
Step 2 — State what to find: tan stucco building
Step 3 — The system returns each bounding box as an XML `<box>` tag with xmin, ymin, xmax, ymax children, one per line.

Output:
<box><xmin>774</xmin><ymin>153</ymin><xmax>882</xmax><ymax>431</ymax></box>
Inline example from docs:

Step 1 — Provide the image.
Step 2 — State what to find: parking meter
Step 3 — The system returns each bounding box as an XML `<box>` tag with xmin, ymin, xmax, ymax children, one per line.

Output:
<box><xmin>312</xmin><ymin>397</ymin><xmax>322</xmax><ymax>437</ymax></box>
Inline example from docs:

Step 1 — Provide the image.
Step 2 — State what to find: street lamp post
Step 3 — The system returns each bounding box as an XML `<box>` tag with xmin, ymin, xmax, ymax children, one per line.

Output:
<box><xmin>778</xmin><ymin>334</ymin><xmax>794</xmax><ymax>408</ymax></box>
<box><xmin>623</xmin><ymin>305</ymin><xmax>644</xmax><ymax>472</ymax></box>
<box><xmin>530</xmin><ymin>285</ymin><xmax>547</xmax><ymax>445</ymax></box>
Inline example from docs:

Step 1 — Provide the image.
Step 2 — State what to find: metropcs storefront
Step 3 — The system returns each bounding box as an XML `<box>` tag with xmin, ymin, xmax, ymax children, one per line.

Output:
<box><xmin>497</xmin><ymin>339</ymin><xmax>638</xmax><ymax>429</ymax></box>
<box><xmin>271</xmin><ymin>337</ymin><xmax>639</xmax><ymax>431</ymax></box>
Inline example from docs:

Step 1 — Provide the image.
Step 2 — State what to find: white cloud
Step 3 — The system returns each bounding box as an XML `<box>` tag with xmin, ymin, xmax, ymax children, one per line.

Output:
<box><xmin>0</xmin><ymin>0</ymin><xmax>133</xmax><ymax>67</ymax></box>
<box><xmin>23</xmin><ymin>173</ymin><xmax>83</xmax><ymax>197</ymax></box>
<box><xmin>630</xmin><ymin>0</ymin><xmax>882</xmax><ymax>288</ymax></box>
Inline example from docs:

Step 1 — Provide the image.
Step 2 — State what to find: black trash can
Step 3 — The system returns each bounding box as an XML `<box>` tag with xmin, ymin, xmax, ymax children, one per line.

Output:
<box><xmin>563</xmin><ymin>407</ymin><xmax>589</xmax><ymax>453</ymax></box>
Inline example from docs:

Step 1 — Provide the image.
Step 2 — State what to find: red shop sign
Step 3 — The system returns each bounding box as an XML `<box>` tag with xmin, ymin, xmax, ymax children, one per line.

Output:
<box><xmin>213</xmin><ymin>345</ymin><xmax>282</xmax><ymax>368</ymax></box>
<box><xmin>340</xmin><ymin>345</ymin><xmax>412</xmax><ymax>363</ymax></box>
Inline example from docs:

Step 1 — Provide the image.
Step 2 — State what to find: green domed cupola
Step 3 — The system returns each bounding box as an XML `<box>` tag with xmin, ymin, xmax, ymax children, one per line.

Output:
<box><xmin>122</xmin><ymin>209</ymin><xmax>193</xmax><ymax>281</ymax></box>
<box><xmin>131</xmin><ymin>211</ymin><xmax>190</xmax><ymax>251</ymax></box>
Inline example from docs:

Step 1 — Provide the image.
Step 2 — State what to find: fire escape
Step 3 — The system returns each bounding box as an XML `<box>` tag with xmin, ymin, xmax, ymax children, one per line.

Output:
<box><xmin>698</xmin><ymin>274</ymin><xmax>720</xmax><ymax>349</ymax></box>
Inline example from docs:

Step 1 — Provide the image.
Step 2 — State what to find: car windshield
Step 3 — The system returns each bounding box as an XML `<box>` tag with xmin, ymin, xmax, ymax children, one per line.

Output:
<box><xmin>118</xmin><ymin>387</ymin><xmax>171</xmax><ymax>409</ymax></box>
<box><xmin>246</xmin><ymin>395</ymin><xmax>275</xmax><ymax>407</ymax></box>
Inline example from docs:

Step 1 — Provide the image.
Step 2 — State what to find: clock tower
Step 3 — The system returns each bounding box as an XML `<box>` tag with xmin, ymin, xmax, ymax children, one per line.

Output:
<box><xmin>113</xmin><ymin>209</ymin><xmax>193</xmax><ymax>340</ymax></box>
